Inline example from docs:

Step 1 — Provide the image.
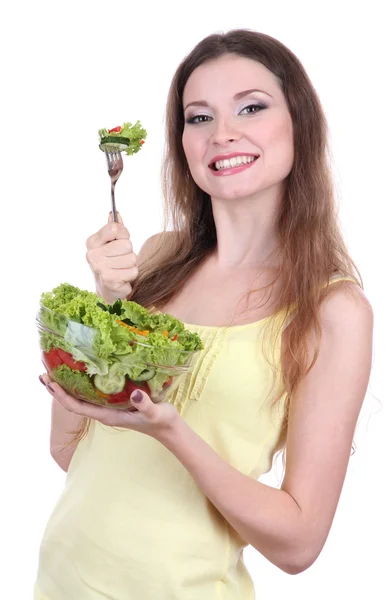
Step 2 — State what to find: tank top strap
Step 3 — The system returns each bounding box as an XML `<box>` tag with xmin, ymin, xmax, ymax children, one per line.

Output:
<box><xmin>281</xmin><ymin>273</ymin><xmax>359</xmax><ymax>332</ymax></box>
<box><xmin>328</xmin><ymin>272</ymin><xmax>359</xmax><ymax>286</ymax></box>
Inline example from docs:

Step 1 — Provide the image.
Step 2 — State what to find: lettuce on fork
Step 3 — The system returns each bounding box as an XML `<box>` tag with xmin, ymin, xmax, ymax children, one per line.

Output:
<box><xmin>98</xmin><ymin>121</ymin><xmax>147</xmax><ymax>156</ymax></box>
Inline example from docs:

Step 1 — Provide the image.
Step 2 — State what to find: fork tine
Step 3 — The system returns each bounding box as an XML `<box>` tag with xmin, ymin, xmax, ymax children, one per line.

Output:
<box><xmin>102</xmin><ymin>145</ymin><xmax>123</xmax><ymax>221</ymax></box>
<box><xmin>103</xmin><ymin>147</ymin><xmax>124</xmax><ymax>171</ymax></box>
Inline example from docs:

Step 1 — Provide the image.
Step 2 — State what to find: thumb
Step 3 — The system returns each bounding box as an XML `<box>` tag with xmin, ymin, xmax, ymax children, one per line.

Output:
<box><xmin>108</xmin><ymin>211</ymin><xmax>124</xmax><ymax>224</ymax></box>
<box><xmin>130</xmin><ymin>389</ymin><xmax>155</xmax><ymax>414</ymax></box>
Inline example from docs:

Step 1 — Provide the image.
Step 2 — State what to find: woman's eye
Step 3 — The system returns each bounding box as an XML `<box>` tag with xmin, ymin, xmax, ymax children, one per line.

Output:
<box><xmin>185</xmin><ymin>114</ymin><xmax>212</xmax><ymax>124</ymax></box>
<box><xmin>240</xmin><ymin>103</ymin><xmax>267</xmax><ymax>115</ymax></box>
<box><xmin>184</xmin><ymin>103</ymin><xmax>266</xmax><ymax>124</ymax></box>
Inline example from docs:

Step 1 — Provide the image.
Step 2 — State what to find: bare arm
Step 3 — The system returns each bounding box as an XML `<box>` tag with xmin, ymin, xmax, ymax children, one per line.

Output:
<box><xmin>50</xmin><ymin>399</ymin><xmax>85</xmax><ymax>472</ymax></box>
<box><xmin>157</xmin><ymin>283</ymin><xmax>373</xmax><ymax>574</ymax></box>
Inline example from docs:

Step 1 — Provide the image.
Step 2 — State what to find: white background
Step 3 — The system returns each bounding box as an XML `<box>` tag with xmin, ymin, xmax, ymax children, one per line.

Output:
<box><xmin>1</xmin><ymin>0</ymin><xmax>387</xmax><ymax>598</ymax></box>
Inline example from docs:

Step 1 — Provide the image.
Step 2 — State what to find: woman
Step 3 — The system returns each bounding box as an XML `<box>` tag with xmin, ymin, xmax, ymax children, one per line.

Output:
<box><xmin>36</xmin><ymin>29</ymin><xmax>373</xmax><ymax>600</ymax></box>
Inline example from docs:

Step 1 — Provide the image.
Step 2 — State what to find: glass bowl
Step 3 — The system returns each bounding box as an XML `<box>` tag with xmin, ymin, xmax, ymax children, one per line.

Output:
<box><xmin>36</xmin><ymin>304</ymin><xmax>198</xmax><ymax>409</ymax></box>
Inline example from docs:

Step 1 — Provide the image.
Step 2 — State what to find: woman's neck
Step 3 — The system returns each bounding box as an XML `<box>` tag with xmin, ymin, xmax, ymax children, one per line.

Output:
<box><xmin>210</xmin><ymin>193</ymin><xmax>282</xmax><ymax>269</ymax></box>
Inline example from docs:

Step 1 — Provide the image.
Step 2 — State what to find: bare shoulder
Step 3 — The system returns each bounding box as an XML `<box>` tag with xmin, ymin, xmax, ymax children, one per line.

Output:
<box><xmin>319</xmin><ymin>280</ymin><xmax>374</xmax><ymax>332</ymax></box>
<box><xmin>138</xmin><ymin>231</ymin><xmax>178</xmax><ymax>267</ymax></box>
<box><xmin>282</xmin><ymin>281</ymin><xmax>373</xmax><ymax>363</ymax></box>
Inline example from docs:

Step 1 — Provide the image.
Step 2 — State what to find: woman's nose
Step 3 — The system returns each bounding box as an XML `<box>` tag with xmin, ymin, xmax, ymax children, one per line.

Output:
<box><xmin>211</xmin><ymin>119</ymin><xmax>241</xmax><ymax>145</ymax></box>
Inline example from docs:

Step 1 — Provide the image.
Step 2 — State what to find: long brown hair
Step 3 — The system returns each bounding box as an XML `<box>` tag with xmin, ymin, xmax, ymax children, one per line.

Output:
<box><xmin>74</xmin><ymin>29</ymin><xmax>361</xmax><ymax>461</ymax></box>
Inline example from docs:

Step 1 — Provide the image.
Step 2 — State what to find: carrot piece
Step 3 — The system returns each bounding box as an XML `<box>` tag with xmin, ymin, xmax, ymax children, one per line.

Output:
<box><xmin>117</xmin><ymin>320</ymin><xmax>149</xmax><ymax>336</ymax></box>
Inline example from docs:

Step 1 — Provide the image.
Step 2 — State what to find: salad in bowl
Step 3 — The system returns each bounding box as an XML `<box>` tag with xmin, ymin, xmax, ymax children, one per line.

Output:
<box><xmin>36</xmin><ymin>283</ymin><xmax>203</xmax><ymax>409</ymax></box>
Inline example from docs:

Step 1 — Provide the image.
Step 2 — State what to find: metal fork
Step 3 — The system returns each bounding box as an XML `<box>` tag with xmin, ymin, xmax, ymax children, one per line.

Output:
<box><xmin>104</xmin><ymin>150</ymin><xmax>124</xmax><ymax>222</ymax></box>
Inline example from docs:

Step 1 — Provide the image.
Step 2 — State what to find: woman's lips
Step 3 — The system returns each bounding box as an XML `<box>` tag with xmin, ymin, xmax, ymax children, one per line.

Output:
<box><xmin>208</xmin><ymin>157</ymin><xmax>259</xmax><ymax>177</ymax></box>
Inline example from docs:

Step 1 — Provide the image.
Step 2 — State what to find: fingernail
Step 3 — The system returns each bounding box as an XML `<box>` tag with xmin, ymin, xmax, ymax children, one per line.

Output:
<box><xmin>132</xmin><ymin>390</ymin><xmax>143</xmax><ymax>403</ymax></box>
<box><xmin>39</xmin><ymin>375</ymin><xmax>46</xmax><ymax>386</ymax></box>
<box><xmin>47</xmin><ymin>383</ymin><xmax>55</xmax><ymax>393</ymax></box>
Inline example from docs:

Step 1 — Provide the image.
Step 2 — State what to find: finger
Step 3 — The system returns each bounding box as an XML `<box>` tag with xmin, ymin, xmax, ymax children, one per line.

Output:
<box><xmin>87</xmin><ymin>222</ymin><xmax>130</xmax><ymax>250</ymax></box>
<box><xmin>97</xmin><ymin>266</ymin><xmax>139</xmax><ymax>286</ymax></box>
<box><xmin>95</xmin><ymin>280</ymin><xmax>133</xmax><ymax>299</ymax></box>
<box><xmin>104</xmin><ymin>253</ymin><xmax>137</xmax><ymax>270</ymax></box>
<box><xmin>107</xmin><ymin>282</ymin><xmax>133</xmax><ymax>298</ymax></box>
<box><xmin>108</xmin><ymin>211</ymin><xmax>124</xmax><ymax>224</ymax></box>
<box><xmin>87</xmin><ymin>223</ymin><xmax>130</xmax><ymax>249</ymax></box>
<box><xmin>46</xmin><ymin>379</ymin><xmax>116</xmax><ymax>422</ymax></box>
<box><xmin>130</xmin><ymin>389</ymin><xmax>155</xmax><ymax>416</ymax></box>
<box><xmin>39</xmin><ymin>374</ymin><xmax>52</xmax><ymax>387</ymax></box>
<box><xmin>86</xmin><ymin>243</ymin><xmax>134</xmax><ymax>273</ymax></box>
<box><xmin>40</xmin><ymin>377</ymin><xmax>82</xmax><ymax>415</ymax></box>
<box><xmin>96</xmin><ymin>239</ymin><xmax>133</xmax><ymax>258</ymax></box>
<box><xmin>41</xmin><ymin>378</ymin><xmax>80</xmax><ymax>409</ymax></box>
<box><xmin>39</xmin><ymin>376</ymin><xmax>136</xmax><ymax>427</ymax></box>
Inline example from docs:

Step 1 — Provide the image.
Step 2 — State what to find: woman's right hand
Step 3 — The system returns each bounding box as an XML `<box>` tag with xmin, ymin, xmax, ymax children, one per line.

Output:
<box><xmin>86</xmin><ymin>212</ymin><xmax>139</xmax><ymax>304</ymax></box>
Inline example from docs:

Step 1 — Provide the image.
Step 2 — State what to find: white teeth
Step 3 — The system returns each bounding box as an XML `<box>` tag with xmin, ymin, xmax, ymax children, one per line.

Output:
<box><xmin>214</xmin><ymin>155</ymin><xmax>257</xmax><ymax>171</ymax></box>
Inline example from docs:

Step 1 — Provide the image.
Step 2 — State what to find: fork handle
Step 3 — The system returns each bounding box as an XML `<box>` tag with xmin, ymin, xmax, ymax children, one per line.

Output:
<box><xmin>111</xmin><ymin>182</ymin><xmax>118</xmax><ymax>223</ymax></box>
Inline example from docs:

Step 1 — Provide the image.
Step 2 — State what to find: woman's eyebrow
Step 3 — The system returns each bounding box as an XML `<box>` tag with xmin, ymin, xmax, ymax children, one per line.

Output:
<box><xmin>184</xmin><ymin>88</ymin><xmax>273</xmax><ymax>111</ymax></box>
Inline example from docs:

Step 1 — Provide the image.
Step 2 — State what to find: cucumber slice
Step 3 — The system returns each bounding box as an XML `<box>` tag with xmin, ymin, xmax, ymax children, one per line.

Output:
<box><xmin>133</xmin><ymin>369</ymin><xmax>156</xmax><ymax>382</ymax></box>
<box><xmin>100</xmin><ymin>136</ymin><xmax>130</xmax><ymax>151</ymax></box>
<box><xmin>94</xmin><ymin>362</ymin><xmax>126</xmax><ymax>394</ymax></box>
<box><xmin>100</xmin><ymin>135</ymin><xmax>130</xmax><ymax>145</ymax></box>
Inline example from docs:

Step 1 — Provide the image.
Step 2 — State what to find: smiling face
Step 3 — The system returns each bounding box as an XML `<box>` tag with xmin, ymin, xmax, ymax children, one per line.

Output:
<box><xmin>182</xmin><ymin>54</ymin><xmax>294</xmax><ymax>201</ymax></box>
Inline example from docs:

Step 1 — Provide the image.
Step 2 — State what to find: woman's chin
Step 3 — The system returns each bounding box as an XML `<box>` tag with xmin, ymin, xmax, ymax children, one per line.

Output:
<box><xmin>209</xmin><ymin>185</ymin><xmax>263</xmax><ymax>202</ymax></box>
<box><xmin>194</xmin><ymin>173</ymin><xmax>268</xmax><ymax>202</ymax></box>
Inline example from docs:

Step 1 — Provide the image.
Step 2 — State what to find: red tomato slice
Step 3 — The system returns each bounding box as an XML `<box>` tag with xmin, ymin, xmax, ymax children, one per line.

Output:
<box><xmin>162</xmin><ymin>376</ymin><xmax>174</xmax><ymax>388</ymax></box>
<box><xmin>98</xmin><ymin>378</ymin><xmax>148</xmax><ymax>404</ymax></box>
<box><xmin>55</xmin><ymin>348</ymin><xmax>87</xmax><ymax>372</ymax></box>
<box><xmin>42</xmin><ymin>349</ymin><xmax>63</xmax><ymax>371</ymax></box>
<box><xmin>108</xmin><ymin>126</ymin><xmax>122</xmax><ymax>133</ymax></box>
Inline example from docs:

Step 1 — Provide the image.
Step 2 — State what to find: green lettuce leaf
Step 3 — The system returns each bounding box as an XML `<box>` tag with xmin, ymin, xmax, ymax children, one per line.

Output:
<box><xmin>40</xmin><ymin>283</ymin><xmax>85</xmax><ymax>313</ymax></box>
<box><xmin>139</xmin><ymin>332</ymin><xmax>184</xmax><ymax>366</ymax></box>
<box><xmin>120</xmin><ymin>300</ymin><xmax>151</xmax><ymax>328</ymax></box>
<box><xmin>175</xmin><ymin>330</ymin><xmax>203</xmax><ymax>352</ymax></box>
<box><xmin>148</xmin><ymin>312</ymin><xmax>185</xmax><ymax>336</ymax></box>
<box><xmin>39</xmin><ymin>330</ymin><xmax>73</xmax><ymax>354</ymax></box>
<box><xmin>110</xmin><ymin>322</ymin><xmax>136</xmax><ymax>355</ymax></box>
<box><xmin>50</xmin><ymin>364</ymin><xmax>104</xmax><ymax>403</ymax></box>
<box><xmin>39</xmin><ymin>330</ymin><xmax>109</xmax><ymax>376</ymax></box>
<box><xmin>39</xmin><ymin>284</ymin><xmax>133</xmax><ymax>359</ymax></box>
<box><xmin>146</xmin><ymin>370</ymin><xmax>171</xmax><ymax>396</ymax></box>
<box><xmin>120</xmin><ymin>121</ymin><xmax>147</xmax><ymax>156</ymax></box>
<box><xmin>116</xmin><ymin>360</ymin><xmax>149</xmax><ymax>382</ymax></box>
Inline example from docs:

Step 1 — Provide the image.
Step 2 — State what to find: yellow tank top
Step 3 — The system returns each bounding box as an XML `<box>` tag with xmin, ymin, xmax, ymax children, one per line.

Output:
<box><xmin>34</xmin><ymin>274</ymin><xmax>356</xmax><ymax>600</ymax></box>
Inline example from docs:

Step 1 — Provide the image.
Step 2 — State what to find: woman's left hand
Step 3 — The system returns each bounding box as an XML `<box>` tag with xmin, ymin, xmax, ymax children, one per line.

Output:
<box><xmin>39</xmin><ymin>374</ymin><xmax>180</xmax><ymax>440</ymax></box>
